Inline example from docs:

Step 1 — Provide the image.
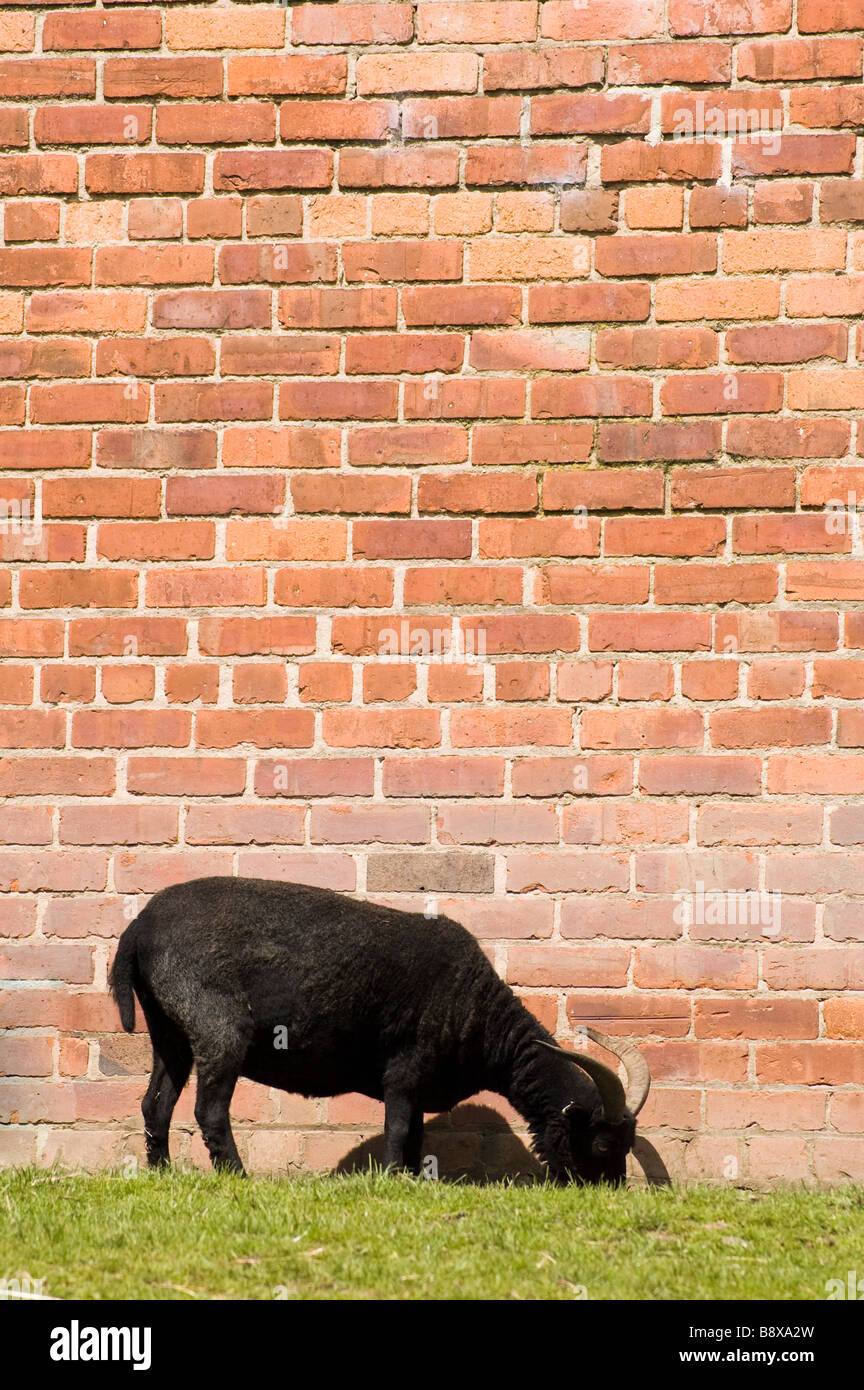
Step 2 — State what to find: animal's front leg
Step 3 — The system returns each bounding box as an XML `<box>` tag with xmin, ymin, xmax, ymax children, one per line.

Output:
<box><xmin>403</xmin><ymin>1108</ymin><xmax>425</xmax><ymax>1175</ymax></box>
<box><xmin>383</xmin><ymin>1091</ymin><xmax>419</xmax><ymax>1172</ymax></box>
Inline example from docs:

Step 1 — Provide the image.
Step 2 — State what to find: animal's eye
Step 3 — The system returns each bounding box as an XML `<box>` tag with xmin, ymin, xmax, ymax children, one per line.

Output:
<box><xmin>593</xmin><ymin>1139</ymin><xmax>611</xmax><ymax>1156</ymax></box>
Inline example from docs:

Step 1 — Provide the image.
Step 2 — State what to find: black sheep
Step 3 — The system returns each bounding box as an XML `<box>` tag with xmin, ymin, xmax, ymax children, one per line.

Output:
<box><xmin>110</xmin><ymin>876</ymin><xmax>650</xmax><ymax>1183</ymax></box>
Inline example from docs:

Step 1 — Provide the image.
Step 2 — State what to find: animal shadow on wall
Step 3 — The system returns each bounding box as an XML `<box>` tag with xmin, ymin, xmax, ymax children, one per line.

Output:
<box><xmin>336</xmin><ymin>1102</ymin><xmax>671</xmax><ymax>1186</ymax></box>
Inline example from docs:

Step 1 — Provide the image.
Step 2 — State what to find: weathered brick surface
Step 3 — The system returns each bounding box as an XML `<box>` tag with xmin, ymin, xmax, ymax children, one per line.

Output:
<box><xmin>0</xmin><ymin>2</ymin><xmax>863</xmax><ymax>1183</ymax></box>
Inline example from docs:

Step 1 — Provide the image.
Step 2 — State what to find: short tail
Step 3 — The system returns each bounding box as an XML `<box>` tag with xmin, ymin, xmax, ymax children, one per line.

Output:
<box><xmin>109</xmin><ymin>924</ymin><xmax>139</xmax><ymax>1033</ymax></box>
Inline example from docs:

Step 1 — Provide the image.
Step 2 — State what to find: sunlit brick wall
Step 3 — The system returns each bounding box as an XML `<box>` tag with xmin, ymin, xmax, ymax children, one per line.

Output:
<box><xmin>1</xmin><ymin>0</ymin><xmax>864</xmax><ymax>1183</ymax></box>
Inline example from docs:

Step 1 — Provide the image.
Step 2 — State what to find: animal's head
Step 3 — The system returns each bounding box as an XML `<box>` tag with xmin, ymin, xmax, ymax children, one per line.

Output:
<box><xmin>534</xmin><ymin>1028</ymin><xmax>650</xmax><ymax>1186</ymax></box>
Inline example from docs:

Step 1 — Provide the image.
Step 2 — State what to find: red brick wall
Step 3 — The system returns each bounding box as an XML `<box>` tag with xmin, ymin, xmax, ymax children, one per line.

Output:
<box><xmin>1</xmin><ymin>0</ymin><xmax>863</xmax><ymax>1184</ymax></box>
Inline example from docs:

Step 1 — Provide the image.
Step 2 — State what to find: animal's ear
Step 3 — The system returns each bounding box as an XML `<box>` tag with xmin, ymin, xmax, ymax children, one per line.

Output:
<box><xmin>562</xmin><ymin>1102</ymin><xmax>589</xmax><ymax>1128</ymax></box>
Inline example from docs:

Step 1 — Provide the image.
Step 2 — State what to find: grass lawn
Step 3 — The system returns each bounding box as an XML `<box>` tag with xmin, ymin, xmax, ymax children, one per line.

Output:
<box><xmin>1</xmin><ymin>1167</ymin><xmax>862</xmax><ymax>1301</ymax></box>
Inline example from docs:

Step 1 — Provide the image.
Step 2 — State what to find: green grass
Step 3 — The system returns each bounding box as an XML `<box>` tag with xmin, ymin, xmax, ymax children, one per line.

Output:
<box><xmin>2</xmin><ymin>1167</ymin><xmax>863</xmax><ymax>1301</ymax></box>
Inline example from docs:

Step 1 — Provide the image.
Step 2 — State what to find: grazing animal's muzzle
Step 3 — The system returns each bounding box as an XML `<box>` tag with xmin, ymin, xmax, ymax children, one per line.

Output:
<box><xmin>538</xmin><ymin>1028</ymin><xmax>651</xmax><ymax>1184</ymax></box>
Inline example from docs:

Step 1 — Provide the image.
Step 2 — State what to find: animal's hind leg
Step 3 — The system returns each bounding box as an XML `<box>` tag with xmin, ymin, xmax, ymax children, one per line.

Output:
<box><xmin>194</xmin><ymin>1063</ymin><xmax>245</xmax><ymax>1175</ymax></box>
<box><xmin>141</xmin><ymin>1011</ymin><xmax>192</xmax><ymax>1169</ymax></box>
<box><xmin>186</xmin><ymin>997</ymin><xmax>252</xmax><ymax>1175</ymax></box>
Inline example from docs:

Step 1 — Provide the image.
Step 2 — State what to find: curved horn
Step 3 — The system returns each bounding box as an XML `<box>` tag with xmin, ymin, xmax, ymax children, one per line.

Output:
<box><xmin>584</xmin><ymin>1027</ymin><xmax>651</xmax><ymax>1117</ymax></box>
<box><xmin>535</xmin><ymin>1040</ymin><xmax>627</xmax><ymax>1122</ymax></box>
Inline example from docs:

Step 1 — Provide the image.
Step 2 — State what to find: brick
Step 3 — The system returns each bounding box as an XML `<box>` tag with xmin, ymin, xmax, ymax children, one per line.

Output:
<box><xmin>799</xmin><ymin>0</ymin><xmax>864</xmax><ymax>32</ymax></box>
<box><xmin>85</xmin><ymin>153</ymin><xmax>205</xmax><ymax>195</ymax></box>
<box><xmin>127</xmin><ymin>198</ymin><xmax>183</xmax><ymax>241</ymax></box>
<box><xmin>0</xmin><ymin>60</ymin><xmax>95</xmax><ymax>99</ymax></box>
<box><xmin>472</xmin><ymin>236</ymin><xmax>589</xmax><ymax>281</ymax></box>
<box><xmin>433</xmin><ymin>192</ymin><xmax>491</xmax><ymax>236</ymax></box>
<box><xmin>640</xmin><ymin>756</ymin><xmax>761</xmax><ymax>795</ymax></box>
<box><xmin>669</xmin><ymin>0</ymin><xmax>792</xmax><ymax>35</ymax></box>
<box><xmin>752</xmin><ymin>181</ymin><xmax>814</xmax><ymax>225</ymax></box>
<box><xmin>559</xmin><ymin>190</ymin><xmax>619</xmax><ymax>234</ymax></box>
<box><xmin>0</xmin><ymin>156</ymin><xmax>77</xmax><ymax>196</ymax></box>
<box><xmin>530</xmin><ymin>282</ymin><xmax>650</xmax><ymax>323</ymax></box>
<box><xmin>507</xmin><ymin>852</ymin><xmax>628</xmax><ymax>892</ymax></box>
<box><xmin>43</xmin><ymin>12</ymin><xmax>162</xmax><ymax>50</ymax></box>
<box><xmin>655</xmin><ymin>563</ymin><xmax>777</xmax><ymax>605</ymax></box>
<box><xmin>624</xmin><ymin>186</ymin><xmax>684</xmax><ymax>230</ymax></box>
<box><xmin>284</xmin><ymin>100</ymin><xmax>397</xmax><ymax>144</ymax></box>
<box><xmin>563</xmin><ymin>799</ymin><xmax>687</xmax><ymax>843</ymax></box>
<box><xmin>711</xmin><ymin>708</ymin><xmax>831</xmax><ymax>748</ymax></box>
<box><xmin>726</xmin><ymin>324</ymin><xmax>845</xmax><ymax>365</ymax></box>
<box><xmin>604</xmin><ymin>517</ymin><xmax>725</xmax><ymax>557</ymax></box>
<box><xmin>198</xmin><ymin>616</ymin><xmax>314</xmax><ymax>657</ymax></box>
<box><xmin>165</xmin><ymin>7</ymin><xmax>285</xmax><ymax>50</ymax></box>
<box><xmin>696</xmin><ymin>998</ymin><xmax>817</xmax><ymax>1041</ymax></box>
<box><xmin>343</xmin><ymin>240</ymin><xmax>462</xmax><ymax>282</ymax></box>
<box><xmin>0</xmin><ymin>110</ymin><xmax>28</xmax><ymax>149</ymax></box>
<box><xmin>156</xmin><ymin>381</ymin><xmax>272</xmax><ymax>423</ymax></box>
<box><xmin>405</xmin><ymin>377</ymin><xmax>524</xmax><ymax>418</ymax></box>
<box><xmin>655</xmin><ymin>278</ymin><xmax>780</xmax><ymax>321</ymax></box>
<box><xmin>145</xmin><ymin>568</ymin><xmax>265</xmax><ymax>608</ymax></box>
<box><xmin>608</xmin><ymin>41</ymin><xmax>732</xmax><ymax>84</ymax></box>
<box><xmin>35</xmin><ymin>101</ymin><xmax>151</xmax><ymax>146</ymax></box>
<box><xmin>157</xmin><ymin>103</ymin><xmax>276</xmax><ymax>146</ymax></box>
<box><xmin>43</xmin><ymin>478</ymin><xmax>160</xmax><ymax>519</ymax></box>
<box><xmin>727</xmin><ymin>416</ymin><xmax>850</xmax><ymax>459</ymax></box>
<box><xmin>531</xmin><ymin>93</ymin><xmax>649</xmax><ymax>135</ymax></box>
<box><xmin>716</xmin><ymin>610</ymin><xmax>838</xmax><ymax>652</ymax></box>
<box><xmin>540</xmin><ymin>565</ymin><xmax>649</xmax><ymax>607</ymax></box>
<box><xmin>507</xmin><ymin>945</ymin><xmax>629</xmax><ymax>988</ymax></box>
<box><xmin>596</xmin><ymin>327</ymin><xmax>716</xmax><ymax>370</ymax></box>
<box><xmin>164</xmin><ymin>665</ymin><xmax>219</xmax><ymax>704</ymax></box>
<box><xmin>466</xmin><ymin>143</ymin><xmax>586</xmax><ymax>187</ymax></box>
<box><xmin>723</xmin><ymin>229</ymin><xmax>847</xmax><ymax>272</ymax></box>
<box><xmin>543</xmin><ymin>467</ymin><xmax>662</xmax><ymax>511</ymax></box>
<box><xmin>635</xmin><ymin>947</ymin><xmax>757</xmax><ymax>991</ymax></box>
<box><xmin>356</xmin><ymin>53</ymin><xmax>478</xmax><ymax>95</ymax></box>
<box><xmin>533</xmin><ymin>376</ymin><xmax>652</xmax><ymax>418</ymax></box>
<box><xmin>0</xmin><ymin>17</ymin><xmax>34</xmax><ymax>54</ymax></box>
<box><xmin>227</xmin><ymin>55</ymin><xmax>347</xmax><ymax>97</ymax></box>
<box><xmin>737</xmin><ymin>37</ymin><xmax>862</xmax><ymax>79</ymax></box>
<box><xmin>196</xmin><ymin>711</ymin><xmax>313</xmax><ymax>751</ymax></box>
<box><xmin>292</xmin><ymin>4</ymin><xmax>413</xmax><ymax>45</ymax></box>
<box><xmin>97</xmin><ymin>429</ymin><xmax>215</xmax><ymax>471</ymax></box>
<box><xmin>453</xmin><ymin>708</ymin><xmax>573</xmax><ymax>750</ymax></box>
<box><xmin>661</xmin><ymin>373</ymin><xmax>783</xmax><ymax>415</ymax></box>
<box><xmin>0</xmin><ymin>757</ymin><xmax>113</xmax><ymax>798</ymax></box>
<box><xmin>403</xmin><ymin>285</ymin><xmax>521</xmax><ymax>326</ymax></box>
<box><xmin>95</xmin><ymin>245</ymin><xmax>213</xmax><ymax>287</ymax></box>
<box><xmin>480</xmin><ymin>517</ymin><xmax>599</xmax><ymax>558</ymax></box>
<box><xmin>279</xmin><ymin>288</ymin><xmax>396</xmax><ymax>330</ymax></box>
<box><xmin>0</xmin><ymin>248</ymin><xmax>90</xmax><ymax>289</ymax></box>
<box><xmin>404</xmin><ymin>97</ymin><xmax>519</xmax><ymax>140</ymax></box>
<box><xmin>542</xmin><ymin>0</ymin><xmax>663</xmax><ymax>40</ymax></box>
<box><xmin>153</xmin><ymin>289</ymin><xmax>270</xmax><ymax>331</ymax></box>
<box><xmin>186</xmin><ymin>198</ymin><xmax>243</xmax><ymax>240</ymax></box>
<box><xmin>598</xmin><ymin>420</ymin><xmax>721</xmax><ymax>463</ymax></box>
<box><xmin>104</xmin><ymin>57</ymin><xmax>223</xmax><ymax>100</ymax></box>
<box><xmin>403</xmin><ymin>566</ymin><xmax>521</xmax><ymax>607</ymax></box>
<box><xmin>689</xmin><ymin>185</ymin><xmax>747</xmax><ymax>228</ymax></box>
<box><xmin>311</xmin><ymin>806</ymin><xmax>428</xmax><ymax>845</ymax></box>
<box><xmin>214</xmin><ymin>150</ymin><xmax>332</xmax><ymax>192</ymax></box>
<box><xmin>0</xmin><ymin>338</ymin><xmax>89</xmax><ymax>378</ymax></box>
<box><xmin>602</xmin><ymin>140</ymin><xmax>720</xmax><ymax>182</ymax></box>
<box><xmin>222</xmin><ymin>427</ymin><xmax>339</xmax><ymax>470</ymax></box>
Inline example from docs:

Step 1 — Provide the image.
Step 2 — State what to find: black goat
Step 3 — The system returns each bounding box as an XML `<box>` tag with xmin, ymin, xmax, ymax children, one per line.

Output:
<box><xmin>110</xmin><ymin>876</ymin><xmax>650</xmax><ymax>1184</ymax></box>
